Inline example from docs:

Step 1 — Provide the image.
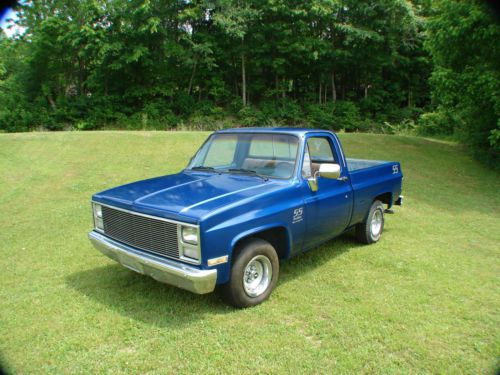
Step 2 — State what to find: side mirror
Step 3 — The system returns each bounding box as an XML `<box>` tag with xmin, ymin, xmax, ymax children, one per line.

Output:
<box><xmin>307</xmin><ymin>163</ymin><xmax>342</xmax><ymax>192</ymax></box>
<box><xmin>319</xmin><ymin>163</ymin><xmax>341</xmax><ymax>179</ymax></box>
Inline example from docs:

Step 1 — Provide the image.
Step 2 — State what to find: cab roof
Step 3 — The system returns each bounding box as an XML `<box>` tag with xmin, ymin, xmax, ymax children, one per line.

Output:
<box><xmin>215</xmin><ymin>127</ymin><xmax>334</xmax><ymax>137</ymax></box>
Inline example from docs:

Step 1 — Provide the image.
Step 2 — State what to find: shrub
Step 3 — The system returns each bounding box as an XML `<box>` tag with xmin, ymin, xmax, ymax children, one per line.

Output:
<box><xmin>332</xmin><ymin>101</ymin><xmax>363</xmax><ymax>132</ymax></box>
<box><xmin>238</xmin><ymin>106</ymin><xmax>269</xmax><ymax>127</ymax></box>
<box><xmin>417</xmin><ymin>111</ymin><xmax>458</xmax><ymax>136</ymax></box>
<box><xmin>381</xmin><ymin>119</ymin><xmax>417</xmax><ymax>135</ymax></box>
<box><xmin>261</xmin><ymin>98</ymin><xmax>303</xmax><ymax>125</ymax></box>
<box><xmin>305</xmin><ymin>104</ymin><xmax>335</xmax><ymax>130</ymax></box>
<box><xmin>488</xmin><ymin>122</ymin><xmax>500</xmax><ymax>151</ymax></box>
<box><xmin>183</xmin><ymin>115</ymin><xmax>234</xmax><ymax>131</ymax></box>
<box><xmin>171</xmin><ymin>92</ymin><xmax>196</xmax><ymax>117</ymax></box>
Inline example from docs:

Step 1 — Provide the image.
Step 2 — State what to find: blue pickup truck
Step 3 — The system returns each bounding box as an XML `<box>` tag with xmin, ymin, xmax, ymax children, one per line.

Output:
<box><xmin>89</xmin><ymin>128</ymin><xmax>403</xmax><ymax>307</ymax></box>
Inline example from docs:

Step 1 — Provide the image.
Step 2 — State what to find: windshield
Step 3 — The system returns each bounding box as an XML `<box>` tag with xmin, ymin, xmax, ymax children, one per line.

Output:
<box><xmin>188</xmin><ymin>133</ymin><xmax>299</xmax><ymax>179</ymax></box>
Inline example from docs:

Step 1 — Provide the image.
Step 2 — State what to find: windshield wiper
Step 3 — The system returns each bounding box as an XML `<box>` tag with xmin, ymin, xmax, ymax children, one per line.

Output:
<box><xmin>227</xmin><ymin>168</ymin><xmax>269</xmax><ymax>181</ymax></box>
<box><xmin>190</xmin><ymin>166</ymin><xmax>219</xmax><ymax>173</ymax></box>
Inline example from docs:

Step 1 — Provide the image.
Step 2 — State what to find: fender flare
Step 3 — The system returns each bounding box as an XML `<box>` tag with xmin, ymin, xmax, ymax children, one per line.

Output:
<box><xmin>228</xmin><ymin>222</ymin><xmax>292</xmax><ymax>262</ymax></box>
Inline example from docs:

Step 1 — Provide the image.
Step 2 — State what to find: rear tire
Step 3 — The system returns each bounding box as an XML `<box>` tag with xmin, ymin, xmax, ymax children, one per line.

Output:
<box><xmin>356</xmin><ymin>200</ymin><xmax>385</xmax><ymax>244</ymax></box>
<box><xmin>220</xmin><ymin>238</ymin><xmax>279</xmax><ymax>308</ymax></box>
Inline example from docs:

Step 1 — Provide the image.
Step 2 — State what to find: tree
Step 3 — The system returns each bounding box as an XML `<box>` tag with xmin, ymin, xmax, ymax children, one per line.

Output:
<box><xmin>0</xmin><ymin>0</ymin><xmax>435</xmax><ymax>139</ymax></box>
<box><xmin>213</xmin><ymin>0</ymin><xmax>260</xmax><ymax>106</ymax></box>
<box><xmin>425</xmin><ymin>0</ymin><xmax>500</xmax><ymax>164</ymax></box>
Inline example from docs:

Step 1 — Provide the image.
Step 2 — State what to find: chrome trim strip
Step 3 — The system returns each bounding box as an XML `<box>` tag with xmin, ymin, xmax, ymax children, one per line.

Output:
<box><xmin>92</xmin><ymin>201</ymin><xmax>198</xmax><ymax>228</ymax></box>
<box><xmin>88</xmin><ymin>231</ymin><xmax>216</xmax><ymax>294</ymax></box>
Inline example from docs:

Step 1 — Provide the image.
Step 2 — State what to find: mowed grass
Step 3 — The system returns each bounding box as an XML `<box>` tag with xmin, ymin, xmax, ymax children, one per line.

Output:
<box><xmin>0</xmin><ymin>131</ymin><xmax>498</xmax><ymax>374</ymax></box>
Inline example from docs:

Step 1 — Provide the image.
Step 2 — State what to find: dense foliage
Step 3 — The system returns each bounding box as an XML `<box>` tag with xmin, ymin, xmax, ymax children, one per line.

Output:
<box><xmin>424</xmin><ymin>0</ymin><xmax>500</xmax><ymax>165</ymax></box>
<box><xmin>0</xmin><ymin>0</ymin><xmax>498</xmax><ymax>164</ymax></box>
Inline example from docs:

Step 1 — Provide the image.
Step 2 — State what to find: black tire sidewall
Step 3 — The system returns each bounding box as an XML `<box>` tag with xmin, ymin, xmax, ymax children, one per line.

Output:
<box><xmin>225</xmin><ymin>239</ymin><xmax>279</xmax><ymax>308</ymax></box>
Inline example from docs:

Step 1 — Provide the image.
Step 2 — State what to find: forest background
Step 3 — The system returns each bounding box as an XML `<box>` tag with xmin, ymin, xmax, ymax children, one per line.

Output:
<box><xmin>0</xmin><ymin>0</ymin><xmax>498</xmax><ymax>166</ymax></box>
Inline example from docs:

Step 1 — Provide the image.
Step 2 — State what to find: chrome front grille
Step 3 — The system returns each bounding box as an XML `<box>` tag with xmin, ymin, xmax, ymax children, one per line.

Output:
<box><xmin>101</xmin><ymin>205</ymin><xmax>180</xmax><ymax>260</ymax></box>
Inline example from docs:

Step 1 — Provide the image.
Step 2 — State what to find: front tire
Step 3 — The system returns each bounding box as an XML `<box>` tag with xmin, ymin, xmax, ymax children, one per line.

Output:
<box><xmin>220</xmin><ymin>238</ymin><xmax>279</xmax><ymax>308</ymax></box>
<box><xmin>356</xmin><ymin>200</ymin><xmax>385</xmax><ymax>244</ymax></box>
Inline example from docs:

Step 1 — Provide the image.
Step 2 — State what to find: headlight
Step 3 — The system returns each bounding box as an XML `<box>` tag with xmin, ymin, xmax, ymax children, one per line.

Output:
<box><xmin>92</xmin><ymin>203</ymin><xmax>104</xmax><ymax>231</ymax></box>
<box><xmin>181</xmin><ymin>226</ymin><xmax>198</xmax><ymax>245</ymax></box>
<box><xmin>182</xmin><ymin>246</ymin><xmax>199</xmax><ymax>260</ymax></box>
<box><xmin>179</xmin><ymin>225</ymin><xmax>200</xmax><ymax>262</ymax></box>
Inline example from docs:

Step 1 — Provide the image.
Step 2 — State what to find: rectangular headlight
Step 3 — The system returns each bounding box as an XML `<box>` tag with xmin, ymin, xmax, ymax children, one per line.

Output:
<box><xmin>179</xmin><ymin>225</ymin><xmax>200</xmax><ymax>262</ymax></box>
<box><xmin>181</xmin><ymin>225</ymin><xmax>198</xmax><ymax>245</ymax></box>
<box><xmin>92</xmin><ymin>203</ymin><xmax>104</xmax><ymax>231</ymax></box>
<box><xmin>182</xmin><ymin>246</ymin><xmax>199</xmax><ymax>260</ymax></box>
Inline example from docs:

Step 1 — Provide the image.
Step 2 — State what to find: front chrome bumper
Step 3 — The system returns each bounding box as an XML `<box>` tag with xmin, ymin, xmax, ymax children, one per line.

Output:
<box><xmin>88</xmin><ymin>231</ymin><xmax>217</xmax><ymax>294</ymax></box>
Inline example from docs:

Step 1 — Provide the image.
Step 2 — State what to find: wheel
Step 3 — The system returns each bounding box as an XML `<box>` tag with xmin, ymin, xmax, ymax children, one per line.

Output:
<box><xmin>356</xmin><ymin>200</ymin><xmax>385</xmax><ymax>244</ymax></box>
<box><xmin>220</xmin><ymin>238</ymin><xmax>279</xmax><ymax>308</ymax></box>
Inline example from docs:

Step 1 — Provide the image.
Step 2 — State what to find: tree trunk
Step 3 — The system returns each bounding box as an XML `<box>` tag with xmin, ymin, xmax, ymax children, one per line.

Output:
<box><xmin>104</xmin><ymin>73</ymin><xmax>108</xmax><ymax>96</ymax></box>
<box><xmin>241</xmin><ymin>52</ymin><xmax>247</xmax><ymax>106</ymax></box>
<box><xmin>78</xmin><ymin>57</ymin><xmax>84</xmax><ymax>95</ymax></box>
<box><xmin>331</xmin><ymin>71</ymin><xmax>337</xmax><ymax>103</ymax></box>
<box><xmin>408</xmin><ymin>86</ymin><xmax>412</xmax><ymax>107</ymax></box>
<box><xmin>275</xmin><ymin>75</ymin><xmax>279</xmax><ymax>100</ymax></box>
<box><xmin>324</xmin><ymin>84</ymin><xmax>327</xmax><ymax>103</ymax></box>
<box><xmin>46</xmin><ymin>95</ymin><xmax>57</xmax><ymax>110</ymax></box>
<box><xmin>319</xmin><ymin>81</ymin><xmax>322</xmax><ymax>104</ymax></box>
<box><xmin>231</xmin><ymin>57</ymin><xmax>238</xmax><ymax>96</ymax></box>
<box><xmin>187</xmin><ymin>60</ymin><xmax>197</xmax><ymax>95</ymax></box>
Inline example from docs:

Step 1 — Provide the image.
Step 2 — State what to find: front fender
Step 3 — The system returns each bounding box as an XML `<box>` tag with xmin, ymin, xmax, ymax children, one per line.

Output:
<box><xmin>229</xmin><ymin>222</ymin><xmax>292</xmax><ymax>257</ymax></box>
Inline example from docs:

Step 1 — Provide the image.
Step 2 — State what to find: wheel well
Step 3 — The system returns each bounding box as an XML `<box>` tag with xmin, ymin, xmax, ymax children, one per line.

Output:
<box><xmin>233</xmin><ymin>227</ymin><xmax>289</xmax><ymax>261</ymax></box>
<box><xmin>374</xmin><ymin>192</ymin><xmax>392</xmax><ymax>207</ymax></box>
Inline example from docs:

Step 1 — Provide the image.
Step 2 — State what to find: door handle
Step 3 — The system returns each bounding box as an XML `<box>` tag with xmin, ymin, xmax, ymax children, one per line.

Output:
<box><xmin>338</xmin><ymin>176</ymin><xmax>349</xmax><ymax>182</ymax></box>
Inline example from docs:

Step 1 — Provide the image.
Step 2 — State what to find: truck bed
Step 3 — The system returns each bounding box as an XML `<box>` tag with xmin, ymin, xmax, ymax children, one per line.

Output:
<box><xmin>345</xmin><ymin>158</ymin><xmax>402</xmax><ymax>225</ymax></box>
<box><xmin>346</xmin><ymin>158</ymin><xmax>388</xmax><ymax>172</ymax></box>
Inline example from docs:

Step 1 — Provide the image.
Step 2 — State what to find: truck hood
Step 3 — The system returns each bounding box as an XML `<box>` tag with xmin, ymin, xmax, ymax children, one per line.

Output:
<box><xmin>92</xmin><ymin>171</ymin><xmax>284</xmax><ymax>223</ymax></box>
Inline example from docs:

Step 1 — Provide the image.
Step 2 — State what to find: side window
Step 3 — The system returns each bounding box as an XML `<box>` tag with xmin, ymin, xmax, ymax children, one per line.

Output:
<box><xmin>307</xmin><ymin>137</ymin><xmax>335</xmax><ymax>162</ymax></box>
<box><xmin>302</xmin><ymin>136</ymin><xmax>336</xmax><ymax>178</ymax></box>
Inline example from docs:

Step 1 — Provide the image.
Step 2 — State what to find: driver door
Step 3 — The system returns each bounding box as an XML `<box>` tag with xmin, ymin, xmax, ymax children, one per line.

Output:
<box><xmin>302</xmin><ymin>134</ymin><xmax>353</xmax><ymax>249</ymax></box>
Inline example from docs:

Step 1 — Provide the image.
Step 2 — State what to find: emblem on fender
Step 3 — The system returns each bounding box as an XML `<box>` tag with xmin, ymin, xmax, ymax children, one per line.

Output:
<box><xmin>293</xmin><ymin>207</ymin><xmax>304</xmax><ymax>223</ymax></box>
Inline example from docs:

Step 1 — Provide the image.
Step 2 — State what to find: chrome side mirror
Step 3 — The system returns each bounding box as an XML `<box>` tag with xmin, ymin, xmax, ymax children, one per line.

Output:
<box><xmin>307</xmin><ymin>163</ymin><xmax>341</xmax><ymax>192</ymax></box>
<box><xmin>319</xmin><ymin>163</ymin><xmax>341</xmax><ymax>179</ymax></box>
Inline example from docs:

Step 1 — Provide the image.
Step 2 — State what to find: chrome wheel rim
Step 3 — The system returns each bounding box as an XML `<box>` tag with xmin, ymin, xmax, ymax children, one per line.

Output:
<box><xmin>371</xmin><ymin>209</ymin><xmax>383</xmax><ymax>236</ymax></box>
<box><xmin>243</xmin><ymin>255</ymin><xmax>272</xmax><ymax>297</ymax></box>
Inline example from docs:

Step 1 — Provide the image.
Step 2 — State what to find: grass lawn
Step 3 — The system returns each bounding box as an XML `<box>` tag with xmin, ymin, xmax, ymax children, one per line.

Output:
<box><xmin>0</xmin><ymin>131</ymin><xmax>498</xmax><ymax>374</ymax></box>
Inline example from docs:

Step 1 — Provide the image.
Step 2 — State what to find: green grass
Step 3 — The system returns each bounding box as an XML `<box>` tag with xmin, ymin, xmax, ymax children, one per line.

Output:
<box><xmin>0</xmin><ymin>131</ymin><xmax>498</xmax><ymax>374</ymax></box>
